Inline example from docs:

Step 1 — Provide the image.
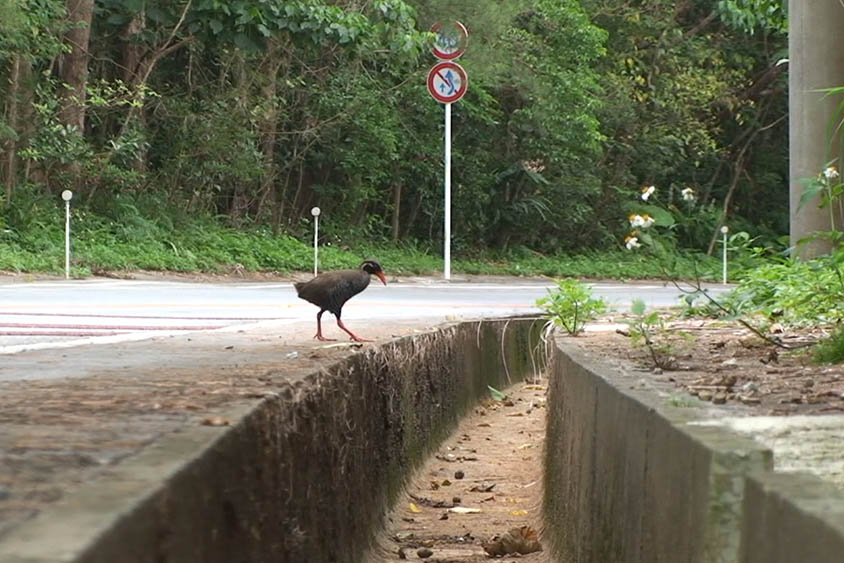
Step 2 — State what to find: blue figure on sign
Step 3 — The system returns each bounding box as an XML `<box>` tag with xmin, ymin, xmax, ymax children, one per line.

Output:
<box><xmin>440</xmin><ymin>70</ymin><xmax>457</xmax><ymax>95</ymax></box>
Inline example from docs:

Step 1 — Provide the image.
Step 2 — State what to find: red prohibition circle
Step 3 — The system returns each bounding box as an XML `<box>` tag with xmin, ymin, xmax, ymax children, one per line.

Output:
<box><xmin>427</xmin><ymin>62</ymin><xmax>468</xmax><ymax>104</ymax></box>
<box><xmin>430</xmin><ymin>21</ymin><xmax>468</xmax><ymax>60</ymax></box>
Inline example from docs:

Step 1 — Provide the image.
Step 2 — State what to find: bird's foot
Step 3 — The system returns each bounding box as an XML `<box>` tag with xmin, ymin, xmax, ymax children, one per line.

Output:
<box><xmin>349</xmin><ymin>335</ymin><xmax>373</xmax><ymax>343</ymax></box>
<box><xmin>314</xmin><ymin>333</ymin><xmax>337</xmax><ymax>341</ymax></box>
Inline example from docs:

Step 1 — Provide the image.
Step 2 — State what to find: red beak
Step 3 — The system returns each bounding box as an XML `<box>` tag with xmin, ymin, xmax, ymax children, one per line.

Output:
<box><xmin>376</xmin><ymin>271</ymin><xmax>387</xmax><ymax>285</ymax></box>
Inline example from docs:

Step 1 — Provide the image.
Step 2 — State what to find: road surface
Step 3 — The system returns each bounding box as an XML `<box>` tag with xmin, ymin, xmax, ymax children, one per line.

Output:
<box><xmin>0</xmin><ymin>277</ymin><xmax>731</xmax><ymax>355</ymax></box>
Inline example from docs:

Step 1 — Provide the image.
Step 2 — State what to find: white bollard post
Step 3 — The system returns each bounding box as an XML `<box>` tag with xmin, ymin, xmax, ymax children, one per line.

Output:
<box><xmin>61</xmin><ymin>190</ymin><xmax>73</xmax><ymax>279</ymax></box>
<box><xmin>311</xmin><ymin>207</ymin><xmax>321</xmax><ymax>277</ymax></box>
<box><xmin>721</xmin><ymin>225</ymin><xmax>729</xmax><ymax>284</ymax></box>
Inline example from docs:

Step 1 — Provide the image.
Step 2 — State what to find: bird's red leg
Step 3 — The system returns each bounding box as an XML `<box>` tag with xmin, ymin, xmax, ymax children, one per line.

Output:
<box><xmin>314</xmin><ymin>311</ymin><xmax>336</xmax><ymax>341</ymax></box>
<box><xmin>336</xmin><ymin>318</ymin><xmax>372</xmax><ymax>342</ymax></box>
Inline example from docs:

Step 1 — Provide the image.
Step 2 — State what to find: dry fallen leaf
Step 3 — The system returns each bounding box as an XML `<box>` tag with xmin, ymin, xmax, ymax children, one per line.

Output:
<box><xmin>469</xmin><ymin>482</ymin><xmax>496</xmax><ymax>493</ymax></box>
<box><xmin>201</xmin><ymin>417</ymin><xmax>229</xmax><ymax>427</ymax></box>
<box><xmin>509</xmin><ymin>509</ymin><xmax>528</xmax><ymax>516</ymax></box>
<box><xmin>483</xmin><ymin>526</ymin><xmax>543</xmax><ymax>556</ymax></box>
<box><xmin>408</xmin><ymin>502</ymin><xmax>422</xmax><ymax>514</ymax></box>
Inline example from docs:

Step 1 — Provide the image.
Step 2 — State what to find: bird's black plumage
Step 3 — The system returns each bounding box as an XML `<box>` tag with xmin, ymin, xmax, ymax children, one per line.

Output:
<box><xmin>294</xmin><ymin>260</ymin><xmax>386</xmax><ymax>341</ymax></box>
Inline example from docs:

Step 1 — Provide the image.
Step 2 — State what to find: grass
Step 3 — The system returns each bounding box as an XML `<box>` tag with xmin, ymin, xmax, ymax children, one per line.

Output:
<box><xmin>813</xmin><ymin>328</ymin><xmax>844</xmax><ymax>365</ymax></box>
<box><xmin>0</xmin><ymin>201</ymin><xmax>726</xmax><ymax>280</ymax></box>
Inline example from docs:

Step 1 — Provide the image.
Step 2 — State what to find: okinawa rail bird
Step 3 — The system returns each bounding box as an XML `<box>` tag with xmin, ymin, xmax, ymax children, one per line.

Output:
<box><xmin>294</xmin><ymin>260</ymin><xmax>387</xmax><ymax>342</ymax></box>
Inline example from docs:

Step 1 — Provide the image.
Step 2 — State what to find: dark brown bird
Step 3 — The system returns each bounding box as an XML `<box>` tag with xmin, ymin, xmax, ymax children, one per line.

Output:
<box><xmin>294</xmin><ymin>260</ymin><xmax>387</xmax><ymax>342</ymax></box>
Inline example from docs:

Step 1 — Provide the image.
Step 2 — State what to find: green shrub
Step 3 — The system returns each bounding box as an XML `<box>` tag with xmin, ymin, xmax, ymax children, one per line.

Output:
<box><xmin>536</xmin><ymin>278</ymin><xmax>606</xmax><ymax>336</ymax></box>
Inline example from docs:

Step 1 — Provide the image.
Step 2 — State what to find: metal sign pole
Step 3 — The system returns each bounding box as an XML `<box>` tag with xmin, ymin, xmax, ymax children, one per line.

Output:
<box><xmin>444</xmin><ymin>102</ymin><xmax>452</xmax><ymax>280</ymax></box>
<box><xmin>428</xmin><ymin>20</ymin><xmax>468</xmax><ymax>282</ymax></box>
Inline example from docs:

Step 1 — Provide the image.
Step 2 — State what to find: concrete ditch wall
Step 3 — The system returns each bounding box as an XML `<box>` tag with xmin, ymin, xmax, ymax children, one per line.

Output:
<box><xmin>0</xmin><ymin>318</ymin><xmax>543</xmax><ymax>563</ymax></box>
<box><xmin>545</xmin><ymin>339</ymin><xmax>844</xmax><ymax>563</ymax></box>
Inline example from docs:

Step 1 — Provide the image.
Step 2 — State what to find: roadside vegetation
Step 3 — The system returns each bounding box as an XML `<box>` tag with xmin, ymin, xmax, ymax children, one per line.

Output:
<box><xmin>1</xmin><ymin>1</ymin><xmax>790</xmax><ymax>279</ymax></box>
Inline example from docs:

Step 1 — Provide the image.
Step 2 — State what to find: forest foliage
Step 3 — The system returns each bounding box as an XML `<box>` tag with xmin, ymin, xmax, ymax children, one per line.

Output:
<box><xmin>0</xmin><ymin>0</ymin><xmax>790</xmax><ymax>272</ymax></box>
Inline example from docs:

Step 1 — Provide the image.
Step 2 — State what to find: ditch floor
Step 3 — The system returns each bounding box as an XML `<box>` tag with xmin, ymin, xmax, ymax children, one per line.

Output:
<box><xmin>377</xmin><ymin>381</ymin><xmax>549</xmax><ymax>562</ymax></box>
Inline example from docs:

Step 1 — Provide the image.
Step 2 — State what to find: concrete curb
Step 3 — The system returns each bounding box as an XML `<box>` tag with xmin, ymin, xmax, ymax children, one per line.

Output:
<box><xmin>740</xmin><ymin>471</ymin><xmax>844</xmax><ymax>563</ymax></box>
<box><xmin>0</xmin><ymin>318</ymin><xmax>544</xmax><ymax>563</ymax></box>
<box><xmin>544</xmin><ymin>339</ymin><xmax>844</xmax><ymax>562</ymax></box>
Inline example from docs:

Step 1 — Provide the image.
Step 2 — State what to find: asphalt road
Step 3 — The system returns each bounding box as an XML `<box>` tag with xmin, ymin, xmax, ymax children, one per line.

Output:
<box><xmin>0</xmin><ymin>277</ymin><xmax>731</xmax><ymax>355</ymax></box>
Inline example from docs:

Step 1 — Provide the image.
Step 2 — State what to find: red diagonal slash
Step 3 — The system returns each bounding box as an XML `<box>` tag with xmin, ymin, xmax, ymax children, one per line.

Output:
<box><xmin>436</xmin><ymin>70</ymin><xmax>454</xmax><ymax>91</ymax></box>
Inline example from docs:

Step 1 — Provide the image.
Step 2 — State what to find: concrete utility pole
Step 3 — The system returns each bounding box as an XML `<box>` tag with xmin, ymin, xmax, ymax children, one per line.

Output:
<box><xmin>789</xmin><ymin>1</ymin><xmax>844</xmax><ymax>257</ymax></box>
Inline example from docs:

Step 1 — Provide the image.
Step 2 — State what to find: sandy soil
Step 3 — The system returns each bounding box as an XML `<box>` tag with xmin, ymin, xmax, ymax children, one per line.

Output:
<box><xmin>378</xmin><ymin>381</ymin><xmax>549</xmax><ymax>562</ymax></box>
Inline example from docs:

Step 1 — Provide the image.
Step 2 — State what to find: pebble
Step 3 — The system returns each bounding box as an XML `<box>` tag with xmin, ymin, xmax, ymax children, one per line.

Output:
<box><xmin>0</xmin><ymin>486</ymin><xmax>9</xmax><ymax>501</ymax></box>
<box><xmin>417</xmin><ymin>547</ymin><xmax>433</xmax><ymax>559</ymax></box>
<box><xmin>741</xmin><ymin>382</ymin><xmax>759</xmax><ymax>394</ymax></box>
<box><xmin>454</xmin><ymin>470</ymin><xmax>464</xmax><ymax>480</ymax></box>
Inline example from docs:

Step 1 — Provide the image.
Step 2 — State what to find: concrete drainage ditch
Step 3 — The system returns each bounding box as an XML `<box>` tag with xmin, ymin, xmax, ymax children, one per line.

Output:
<box><xmin>2</xmin><ymin>318</ymin><xmax>844</xmax><ymax>562</ymax></box>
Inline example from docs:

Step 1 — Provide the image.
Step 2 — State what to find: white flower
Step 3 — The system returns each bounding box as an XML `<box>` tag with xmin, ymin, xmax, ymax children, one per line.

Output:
<box><xmin>629</xmin><ymin>214</ymin><xmax>654</xmax><ymax>228</ymax></box>
<box><xmin>625</xmin><ymin>234</ymin><xmax>641</xmax><ymax>250</ymax></box>
<box><xmin>823</xmin><ymin>166</ymin><xmax>839</xmax><ymax>180</ymax></box>
<box><xmin>681</xmin><ymin>187</ymin><xmax>696</xmax><ymax>201</ymax></box>
<box><xmin>640</xmin><ymin>185</ymin><xmax>655</xmax><ymax>201</ymax></box>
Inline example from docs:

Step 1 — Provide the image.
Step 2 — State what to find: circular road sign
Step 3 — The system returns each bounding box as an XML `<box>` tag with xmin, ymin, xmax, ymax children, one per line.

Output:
<box><xmin>431</xmin><ymin>21</ymin><xmax>468</xmax><ymax>60</ymax></box>
<box><xmin>427</xmin><ymin>61</ymin><xmax>468</xmax><ymax>104</ymax></box>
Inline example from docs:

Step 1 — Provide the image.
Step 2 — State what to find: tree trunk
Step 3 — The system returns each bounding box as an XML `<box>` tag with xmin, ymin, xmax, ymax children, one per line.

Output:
<box><xmin>58</xmin><ymin>0</ymin><xmax>94</xmax><ymax>133</ymax></box>
<box><xmin>121</xmin><ymin>11</ymin><xmax>146</xmax><ymax>85</ymax></box>
<box><xmin>391</xmin><ymin>182</ymin><xmax>402</xmax><ymax>242</ymax></box>
<box><xmin>404</xmin><ymin>193</ymin><xmax>423</xmax><ymax>239</ymax></box>
<box><xmin>3</xmin><ymin>54</ymin><xmax>21</xmax><ymax>205</ymax></box>
<box><xmin>256</xmin><ymin>42</ymin><xmax>285</xmax><ymax>222</ymax></box>
<box><xmin>57</xmin><ymin>0</ymin><xmax>95</xmax><ymax>190</ymax></box>
<box><xmin>707</xmin><ymin>155</ymin><xmax>744</xmax><ymax>256</ymax></box>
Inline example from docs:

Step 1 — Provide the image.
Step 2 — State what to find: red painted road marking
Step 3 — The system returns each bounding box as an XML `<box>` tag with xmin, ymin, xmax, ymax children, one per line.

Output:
<box><xmin>0</xmin><ymin>331</ymin><xmax>128</xmax><ymax>337</ymax></box>
<box><xmin>0</xmin><ymin>311</ymin><xmax>275</xmax><ymax>321</ymax></box>
<box><xmin>0</xmin><ymin>322</ymin><xmax>224</xmax><ymax>331</ymax></box>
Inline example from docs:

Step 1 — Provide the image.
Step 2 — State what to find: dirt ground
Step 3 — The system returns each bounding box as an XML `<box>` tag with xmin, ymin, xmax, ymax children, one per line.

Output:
<box><xmin>573</xmin><ymin>315</ymin><xmax>844</xmax><ymax>416</ymax></box>
<box><xmin>379</xmin><ymin>381</ymin><xmax>549</xmax><ymax>562</ymax></box>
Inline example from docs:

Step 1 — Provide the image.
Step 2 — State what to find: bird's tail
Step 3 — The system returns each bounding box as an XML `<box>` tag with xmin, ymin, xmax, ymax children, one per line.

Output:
<box><xmin>293</xmin><ymin>282</ymin><xmax>304</xmax><ymax>295</ymax></box>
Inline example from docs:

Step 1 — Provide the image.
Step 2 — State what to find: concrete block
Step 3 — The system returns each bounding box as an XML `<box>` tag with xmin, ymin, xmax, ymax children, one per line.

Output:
<box><xmin>544</xmin><ymin>340</ymin><xmax>771</xmax><ymax>562</ymax></box>
<box><xmin>740</xmin><ymin>471</ymin><xmax>844</xmax><ymax>563</ymax></box>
